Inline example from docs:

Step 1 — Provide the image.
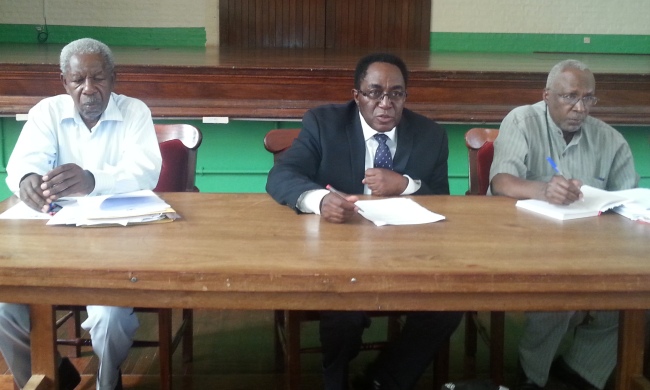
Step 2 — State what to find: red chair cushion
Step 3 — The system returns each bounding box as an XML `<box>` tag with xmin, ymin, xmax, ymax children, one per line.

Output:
<box><xmin>153</xmin><ymin>139</ymin><xmax>189</xmax><ymax>192</ymax></box>
<box><xmin>476</xmin><ymin>141</ymin><xmax>494</xmax><ymax>196</ymax></box>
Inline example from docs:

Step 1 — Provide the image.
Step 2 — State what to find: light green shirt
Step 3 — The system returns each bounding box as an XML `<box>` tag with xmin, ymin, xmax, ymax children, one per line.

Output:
<box><xmin>489</xmin><ymin>101</ymin><xmax>638</xmax><ymax>192</ymax></box>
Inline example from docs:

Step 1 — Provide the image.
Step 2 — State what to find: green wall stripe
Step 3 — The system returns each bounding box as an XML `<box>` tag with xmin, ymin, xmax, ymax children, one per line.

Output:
<box><xmin>430</xmin><ymin>32</ymin><xmax>650</xmax><ymax>54</ymax></box>
<box><xmin>0</xmin><ymin>24</ymin><xmax>205</xmax><ymax>47</ymax></box>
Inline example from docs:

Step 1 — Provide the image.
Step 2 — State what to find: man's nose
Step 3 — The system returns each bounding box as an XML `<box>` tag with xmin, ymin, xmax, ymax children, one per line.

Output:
<box><xmin>82</xmin><ymin>78</ymin><xmax>98</xmax><ymax>92</ymax></box>
<box><xmin>573</xmin><ymin>98</ymin><xmax>587</xmax><ymax>112</ymax></box>
<box><xmin>378</xmin><ymin>94</ymin><xmax>392</xmax><ymax>108</ymax></box>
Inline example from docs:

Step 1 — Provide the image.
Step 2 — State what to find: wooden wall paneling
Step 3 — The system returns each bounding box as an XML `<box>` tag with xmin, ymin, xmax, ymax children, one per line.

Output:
<box><xmin>274</xmin><ymin>0</ymin><xmax>283</xmax><ymax>47</ymax></box>
<box><xmin>234</xmin><ymin>0</ymin><xmax>243</xmax><ymax>47</ymax></box>
<box><xmin>389</xmin><ymin>0</ymin><xmax>399</xmax><ymax>48</ymax></box>
<box><xmin>303</xmin><ymin>0</ymin><xmax>311</xmax><ymax>48</ymax></box>
<box><xmin>317</xmin><ymin>0</ymin><xmax>327</xmax><ymax>48</ymax></box>
<box><xmin>379</xmin><ymin>0</ymin><xmax>389</xmax><ymax>47</ymax></box>
<box><xmin>218</xmin><ymin>0</ymin><xmax>228</xmax><ymax>46</ymax></box>
<box><xmin>293</xmin><ymin>0</ymin><xmax>301</xmax><ymax>48</ymax></box>
<box><xmin>255</xmin><ymin>0</ymin><xmax>262</xmax><ymax>47</ymax></box>
<box><xmin>420</xmin><ymin>0</ymin><xmax>431</xmax><ymax>49</ymax></box>
<box><xmin>399</xmin><ymin>1</ymin><xmax>409</xmax><ymax>49</ymax></box>
<box><xmin>220</xmin><ymin>0</ymin><xmax>429</xmax><ymax>49</ymax></box>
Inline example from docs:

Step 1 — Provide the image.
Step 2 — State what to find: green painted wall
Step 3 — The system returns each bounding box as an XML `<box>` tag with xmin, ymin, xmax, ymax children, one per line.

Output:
<box><xmin>2</xmin><ymin>118</ymin><xmax>648</xmax><ymax>202</ymax></box>
<box><xmin>0</xmin><ymin>24</ymin><xmax>205</xmax><ymax>46</ymax></box>
<box><xmin>430</xmin><ymin>32</ymin><xmax>650</xmax><ymax>54</ymax></box>
<box><xmin>2</xmin><ymin>24</ymin><xmax>648</xmax><ymax>54</ymax></box>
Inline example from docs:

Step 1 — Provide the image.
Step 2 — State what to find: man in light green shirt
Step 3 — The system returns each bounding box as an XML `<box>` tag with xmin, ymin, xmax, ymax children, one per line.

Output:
<box><xmin>489</xmin><ymin>59</ymin><xmax>638</xmax><ymax>390</ymax></box>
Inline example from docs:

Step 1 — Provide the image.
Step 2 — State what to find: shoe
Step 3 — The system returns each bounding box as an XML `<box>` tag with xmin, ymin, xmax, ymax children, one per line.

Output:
<box><xmin>550</xmin><ymin>357</ymin><xmax>599</xmax><ymax>390</ymax></box>
<box><xmin>515</xmin><ymin>362</ymin><xmax>543</xmax><ymax>390</ymax></box>
<box><xmin>58</xmin><ymin>357</ymin><xmax>81</xmax><ymax>390</ymax></box>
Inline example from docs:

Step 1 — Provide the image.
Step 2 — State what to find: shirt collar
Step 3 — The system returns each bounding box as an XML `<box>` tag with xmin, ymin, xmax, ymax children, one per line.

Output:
<box><xmin>60</xmin><ymin>92</ymin><xmax>123</xmax><ymax>129</ymax></box>
<box><xmin>359</xmin><ymin>111</ymin><xmax>396</xmax><ymax>142</ymax></box>
<box><xmin>545</xmin><ymin>106</ymin><xmax>583</xmax><ymax>146</ymax></box>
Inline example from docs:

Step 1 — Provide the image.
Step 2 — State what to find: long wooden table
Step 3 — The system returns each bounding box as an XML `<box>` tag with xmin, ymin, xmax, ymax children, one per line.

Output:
<box><xmin>0</xmin><ymin>193</ymin><xmax>649</xmax><ymax>389</ymax></box>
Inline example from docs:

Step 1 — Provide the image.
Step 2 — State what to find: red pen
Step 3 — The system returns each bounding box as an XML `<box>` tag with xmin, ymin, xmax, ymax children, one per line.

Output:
<box><xmin>326</xmin><ymin>185</ymin><xmax>364</xmax><ymax>212</ymax></box>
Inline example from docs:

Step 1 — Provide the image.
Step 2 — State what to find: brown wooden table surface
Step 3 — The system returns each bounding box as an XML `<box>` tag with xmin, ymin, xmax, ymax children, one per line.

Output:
<box><xmin>0</xmin><ymin>193</ymin><xmax>648</xmax><ymax>389</ymax></box>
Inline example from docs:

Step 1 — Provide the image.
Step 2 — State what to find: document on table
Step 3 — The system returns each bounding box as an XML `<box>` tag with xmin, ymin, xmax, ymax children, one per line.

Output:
<box><xmin>611</xmin><ymin>187</ymin><xmax>650</xmax><ymax>223</ymax></box>
<box><xmin>0</xmin><ymin>200</ymin><xmax>52</xmax><ymax>219</ymax></box>
<box><xmin>48</xmin><ymin>190</ymin><xmax>178</xmax><ymax>226</ymax></box>
<box><xmin>516</xmin><ymin>185</ymin><xmax>648</xmax><ymax>221</ymax></box>
<box><xmin>356</xmin><ymin>197</ymin><xmax>445</xmax><ymax>226</ymax></box>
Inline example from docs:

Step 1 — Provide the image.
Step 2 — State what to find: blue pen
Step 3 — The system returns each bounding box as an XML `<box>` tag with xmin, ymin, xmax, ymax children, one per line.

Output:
<box><xmin>546</xmin><ymin>157</ymin><xmax>562</xmax><ymax>176</ymax></box>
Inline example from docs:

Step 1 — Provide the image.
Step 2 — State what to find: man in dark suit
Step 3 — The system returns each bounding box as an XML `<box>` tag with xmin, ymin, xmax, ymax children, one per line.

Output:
<box><xmin>266</xmin><ymin>53</ymin><xmax>462</xmax><ymax>390</ymax></box>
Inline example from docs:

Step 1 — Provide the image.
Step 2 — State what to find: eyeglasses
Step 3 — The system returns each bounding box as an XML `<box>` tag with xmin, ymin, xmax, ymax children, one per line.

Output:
<box><xmin>356</xmin><ymin>89</ymin><xmax>407</xmax><ymax>102</ymax></box>
<box><xmin>555</xmin><ymin>93</ymin><xmax>599</xmax><ymax>107</ymax></box>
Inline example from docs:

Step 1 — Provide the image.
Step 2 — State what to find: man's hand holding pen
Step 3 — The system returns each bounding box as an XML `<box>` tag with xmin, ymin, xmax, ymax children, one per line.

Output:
<box><xmin>542</xmin><ymin>175</ymin><xmax>583</xmax><ymax>205</ymax></box>
<box><xmin>543</xmin><ymin>156</ymin><xmax>583</xmax><ymax>205</ymax></box>
<box><xmin>320</xmin><ymin>185</ymin><xmax>360</xmax><ymax>224</ymax></box>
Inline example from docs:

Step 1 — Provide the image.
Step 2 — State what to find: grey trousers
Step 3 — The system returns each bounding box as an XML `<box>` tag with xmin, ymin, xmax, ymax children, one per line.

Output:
<box><xmin>0</xmin><ymin>303</ymin><xmax>138</xmax><ymax>390</ymax></box>
<box><xmin>519</xmin><ymin>310</ymin><xmax>618</xmax><ymax>389</ymax></box>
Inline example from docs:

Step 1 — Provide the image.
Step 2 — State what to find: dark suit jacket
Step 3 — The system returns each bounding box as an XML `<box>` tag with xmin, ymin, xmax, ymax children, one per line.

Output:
<box><xmin>266</xmin><ymin>100</ymin><xmax>449</xmax><ymax>211</ymax></box>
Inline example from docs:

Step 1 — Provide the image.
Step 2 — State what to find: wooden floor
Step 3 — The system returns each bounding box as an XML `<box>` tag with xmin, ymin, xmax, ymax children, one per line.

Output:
<box><xmin>0</xmin><ymin>310</ymin><xmax>527</xmax><ymax>390</ymax></box>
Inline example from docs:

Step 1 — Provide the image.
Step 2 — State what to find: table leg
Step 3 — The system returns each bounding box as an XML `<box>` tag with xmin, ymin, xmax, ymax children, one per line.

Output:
<box><xmin>24</xmin><ymin>304</ymin><xmax>57</xmax><ymax>390</ymax></box>
<box><xmin>616</xmin><ymin>310</ymin><xmax>650</xmax><ymax>390</ymax></box>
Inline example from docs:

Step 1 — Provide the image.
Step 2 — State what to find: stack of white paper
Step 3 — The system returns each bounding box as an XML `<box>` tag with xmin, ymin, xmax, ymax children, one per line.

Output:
<box><xmin>47</xmin><ymin>190</ymin><xmax>179</xmax><ymax>227</ymax></box>
<box><xmin>611</xmin><ymin>188</ymin><xmax>650</xmax><ymax>223</ymax></box>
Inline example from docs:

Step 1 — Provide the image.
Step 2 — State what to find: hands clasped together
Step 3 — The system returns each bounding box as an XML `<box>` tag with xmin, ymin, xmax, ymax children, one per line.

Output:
<box><xmin>19</xmin><ymin>164</ymin><xmax>95</xmax><ymax>212</ymax></box>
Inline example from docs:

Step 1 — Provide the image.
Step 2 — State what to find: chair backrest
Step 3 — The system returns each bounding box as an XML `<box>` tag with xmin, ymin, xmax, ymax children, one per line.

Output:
<box><xmin>153</xmin><ymin>123</ymin><xmax>203</xmax><ymax>192</ymax></box>
<box><xmin>263</xmin><ymin>129</ymin><xmax>301</xmax><ymax>162</ymax></box>
<box><xmin>465</xmin><ymin>128</ymin><xmax>499</xmax><ymax>195</ymax></box>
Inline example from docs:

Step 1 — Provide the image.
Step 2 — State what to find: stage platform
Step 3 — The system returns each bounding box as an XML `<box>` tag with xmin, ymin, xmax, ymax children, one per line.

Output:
<box><xmin>1</xmin><ymin>44</ymin><xmax>649</xmax><ymax>124</ymax></box>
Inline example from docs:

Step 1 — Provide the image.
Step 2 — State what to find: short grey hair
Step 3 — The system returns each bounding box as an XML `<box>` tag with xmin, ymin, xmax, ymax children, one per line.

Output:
<box><xmin>546</xmin><ymin>59</ymin><xmax>590</xmax><ymax>89</ymax></box>
<box><xmin>60</xmin><ymin>38</ymin><xmax>115</xmax><ymax>74</ymax></box>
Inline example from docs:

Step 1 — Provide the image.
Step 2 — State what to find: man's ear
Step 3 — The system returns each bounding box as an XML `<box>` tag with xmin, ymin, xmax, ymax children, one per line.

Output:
<box><xmin>542</xmin><ymin>88</ymin><xmax>550</xmax><ymax>104</ymax></box>
<box><xmin>352</xmin><ymin>88</ymin><xmax>359</xmax><ymax>105</ymax></box>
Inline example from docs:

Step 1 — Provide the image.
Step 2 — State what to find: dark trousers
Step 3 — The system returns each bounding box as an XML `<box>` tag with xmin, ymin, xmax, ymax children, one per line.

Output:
<box><xmin>319</xmin><ymin>310</ymin><xmax>463</xmax><ymax>390</ymax></box>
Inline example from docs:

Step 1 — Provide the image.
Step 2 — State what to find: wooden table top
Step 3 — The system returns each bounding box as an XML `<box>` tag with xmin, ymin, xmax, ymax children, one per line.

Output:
<box><xmin>1</xmin><ymin>193</ymin><xmax>648</xmax><ymax>312</ymax></box>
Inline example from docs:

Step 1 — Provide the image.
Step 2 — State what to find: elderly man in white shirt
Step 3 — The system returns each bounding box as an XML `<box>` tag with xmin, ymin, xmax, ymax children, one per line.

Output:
<box><xmin>0</xmin><ymin>38</ymin><xmax>161</xmax><ymax>390</ymax></box>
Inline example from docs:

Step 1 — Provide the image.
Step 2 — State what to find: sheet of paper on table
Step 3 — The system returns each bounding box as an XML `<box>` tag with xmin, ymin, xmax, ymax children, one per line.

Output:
<box><xmin>356</xmin><ymin>197</ymin><xmax>445</xmax><ymax>226</ymax></box>
<box><xmin>0</xmin><ymin>198</ymin><xmax>76</xmax><ymax>220</ymax></box>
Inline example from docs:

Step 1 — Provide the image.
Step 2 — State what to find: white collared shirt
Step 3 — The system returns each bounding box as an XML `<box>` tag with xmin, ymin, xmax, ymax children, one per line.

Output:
<box><xmin>6</xmin><ymin>93</ymin><xmax>162</xmax><ymax>196</ymax></box>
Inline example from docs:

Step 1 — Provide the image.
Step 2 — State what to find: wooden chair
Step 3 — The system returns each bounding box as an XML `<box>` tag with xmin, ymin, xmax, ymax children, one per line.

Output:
<box><xmin>55</xmin><ymin>123</ymin><xmax>203</xmax><ymax>390</ymax></box>
<box><xmin>463</xmin><ymin>127</ymin><xmax>505</xmax><ymax>384</ymax></box>
<box><xmin>263</xmin><ymin>128</ymin><xmax>449</xmax><ymax>390</ymax></box>
<box><xmin>465</xmin><ymin>127</ymin><xmax>499</xmax><ymax>196</ymax></box>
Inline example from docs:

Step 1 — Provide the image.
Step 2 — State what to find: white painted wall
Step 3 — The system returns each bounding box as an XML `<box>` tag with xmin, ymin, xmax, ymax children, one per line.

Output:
<box><xmin>1</xmin><ymin>0</ymin><xmax>648</xmax><ymax>47</ymax></box>
<box><xmin>0</xmin><ymin>0</ymin><xmax>219</xmax><ymax>45</ymax></box>
<box><xmin>431</xmin><ymin>0</ymin><xmax>650</xmax><ymax>35</ymax></box>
